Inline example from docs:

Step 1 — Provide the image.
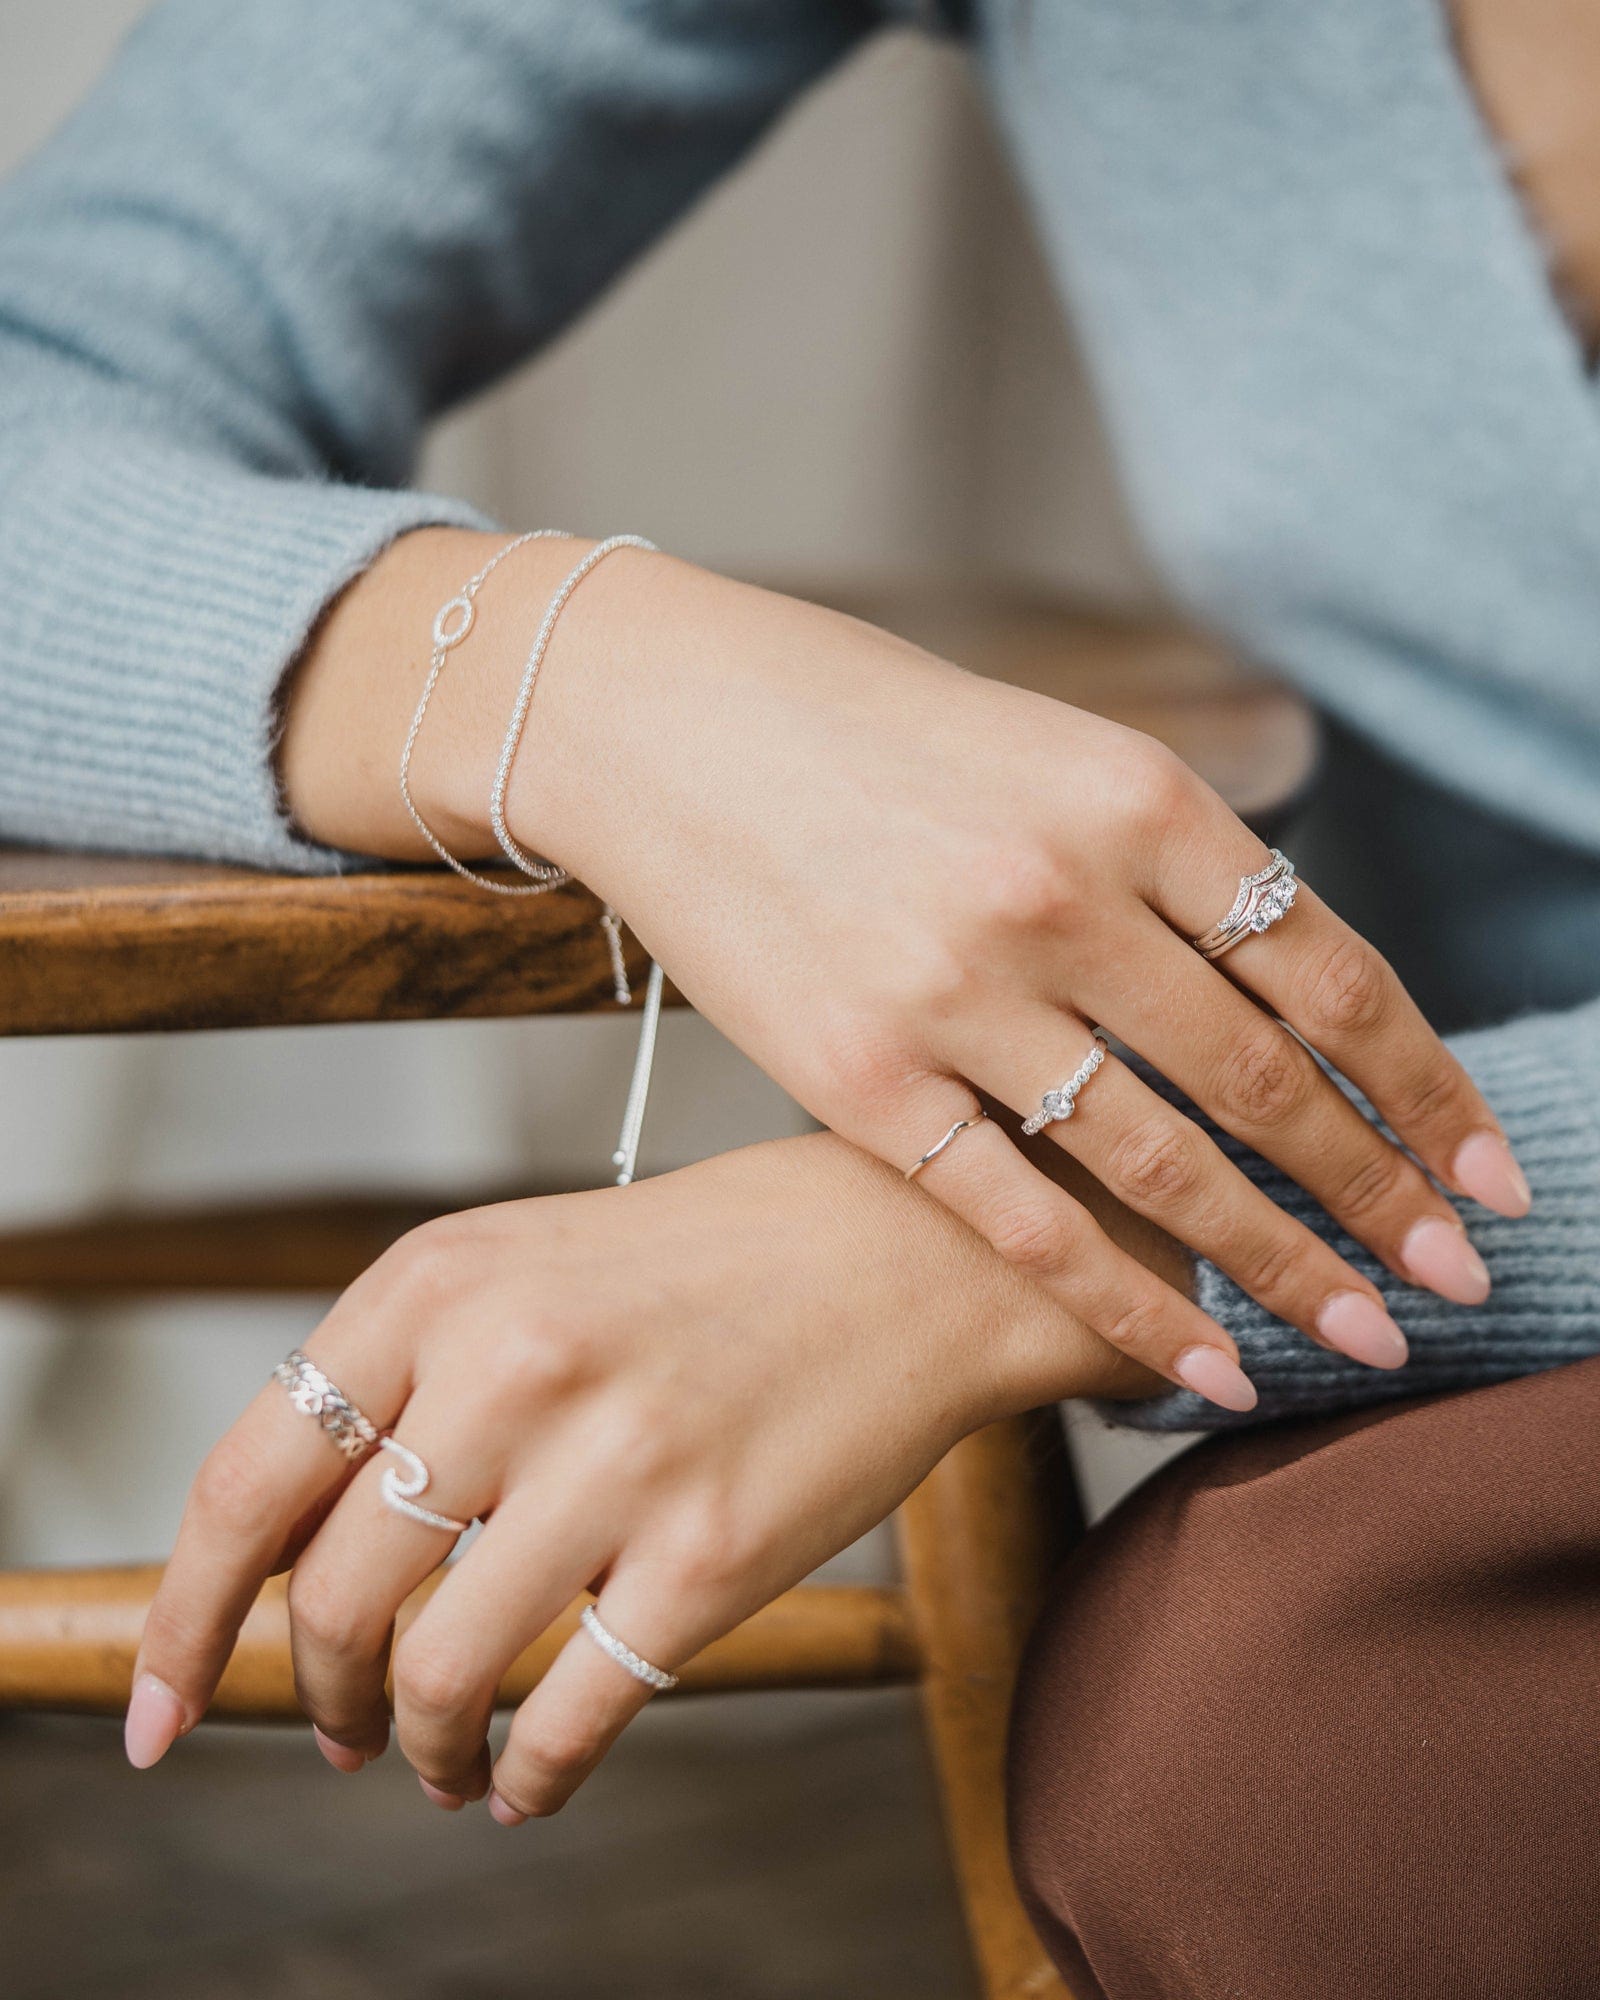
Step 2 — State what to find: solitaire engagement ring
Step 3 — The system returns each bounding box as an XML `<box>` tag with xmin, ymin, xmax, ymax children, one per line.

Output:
<box><xmin>1193</xmin><ymin>849</ymin><xmax>1299</xmax><ymax>961</ymax></box>
<box><xmin>1021</xmin><ymin>1034</ymin><xmax>1110</xmax><ymax>1137</ymax></box>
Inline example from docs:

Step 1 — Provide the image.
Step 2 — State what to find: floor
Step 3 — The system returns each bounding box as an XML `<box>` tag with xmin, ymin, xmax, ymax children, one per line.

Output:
<box><xmin>0</xmin><ymin>1688</ymin><xmax>977</xmax><ymax>1999</ymax></box>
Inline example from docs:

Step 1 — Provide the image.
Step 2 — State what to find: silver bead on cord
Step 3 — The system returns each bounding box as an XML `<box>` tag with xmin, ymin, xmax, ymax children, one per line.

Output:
<box><xmin>579</xmin><ymin>1604</ymin><xmax>679</xmax><ymax>1692</ymax></box>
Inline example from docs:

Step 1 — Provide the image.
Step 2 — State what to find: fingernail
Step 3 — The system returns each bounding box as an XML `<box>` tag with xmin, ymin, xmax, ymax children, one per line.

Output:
<box><xmin>487</xmin><ymin>1789</ymin><xmax>528</xmax><ymax>1828</ymax></box>
<box><xmin>124</xmin><ymin>1673</ymin><xmax>186</xmax><ymax>1770</ymax></box>
<box><xmin>418</xmin><ymin>1777</ymin><xmax>466</xmax><ymax>1812</ymax></box>
<box><xmin>1452</xmin><ymin>1131</ymin><xmax>1531</xmax><ymax>1218</ymax></box>
<box><xmin>312</xmin><ymin>1726</ymin><xmax>367</xmax><ymax>1776</ymax></box>
<box><xmin>1173</xmin><ymin>1345</ymin><xmax>1258</xmax><ymax>1412</ymax></box>
<box><xmin>1317</xmin><ymin>1291</ymin><xmax>1409</xmax><ymax>1370</ymax></box>
<box><xmin>1401</xmin><ymin>1216</ymin><xmax>1490</xmax><ymax>1305</ymax></box>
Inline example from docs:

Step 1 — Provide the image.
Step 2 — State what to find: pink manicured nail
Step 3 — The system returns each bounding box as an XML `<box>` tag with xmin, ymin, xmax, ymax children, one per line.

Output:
<box><xmin>1317</xmin><ymin>1292</ymin><xmax>1408</xmax><ymax>1370</ymax></box>
<box><xmin>1452</xmin><ymin>1131</ymin><xmax>1531</xmax><ymax>1218</ymax></box>
<box><xmin>487</xmin><ymin>1789</ymin><xmax>528</xmax><ymax>1828</ymax></box>
<box><xmin>312</xmin><ymin>1726</ymin><xmax>366</xmax><ymax>1775</ymax></box>
<box><xmin>1401</xmin><ymin>1217</ymin><xmax>1490</xmax><ymax>1305</ymax></box>
<box><xmin>124</xmin><ymin>1673</ymin><xmax>186</xmax><ymax>1770</ymax></box>
<box><xmin>1173</xmin><ymin>1345</ymin><xmax>1258</xmax><ymax>1412</ymax></box>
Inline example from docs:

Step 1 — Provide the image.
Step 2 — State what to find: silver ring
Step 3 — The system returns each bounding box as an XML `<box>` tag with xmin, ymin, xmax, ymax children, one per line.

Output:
<box><xmin>376</xmin><ymin>1436</ymin><xmax>469</xmax><ymax>1535</ymax></box>
<box><xmin>579</xmin><ymin>1604</ymin><xmax>680</xmax><ymax>1692</ymax></box>
<box><xmin>1192</xmin><ymin>849</ymin><xmax>1299</xmax><ymax>961</ymax></box>
<box><xmin>273</xmin><ymin>1349</ymin><xmax>380</xmax><ymax>1462</ymax></box>
<box><xmin>272</xmin><ymin>1350</ymin><xmax>468</xmax><ymax>1535</ymax></box>
<box><xmin>905</xmin><ymin>1111</ymin><xmax>988</xmax><ymax>1181</ymax></box>
<box><xmin>1020</xmin><ymin>1034</ymin><xmax>1110</xmax><ymax>1137</ymax></box>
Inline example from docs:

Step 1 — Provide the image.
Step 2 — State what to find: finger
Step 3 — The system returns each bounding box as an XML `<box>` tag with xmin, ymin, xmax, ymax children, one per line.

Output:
<box><xmin>968</xmin><ymin>1013</ymin><xmax>1408</xmax><ymax>1369</ymax></box>
<box><xmin>287</xmin><ymin>1413</ymin><xmax>490</xmax><ymax>1783</ymax></box>
<box><xmin>1141</xmin><ymin>814</ymin><xmax>1523</xmax><ymax>1213</ymax></box>
<box><xmin>489</xmin><ymin>1569</ymin><xmax>702</xmax><ymax>1825</ymax></box>
<box><xmin>387</xmin><ymin>1484</ymin><xmax>617</xmax><ymax>1805</ymax></box>
<box><xmin>1210</xmin><ymin>886</ymin><xmax>1524</xmax><ymax>1215</ymax></box>
<box><xmin>1074</xmin><ymin>910</ymin><xmax>1491</xmax><ymax>1305</ymax></box>
<box><xmin>893</xmin><ymin>1090</ymin><xmax>1259</xmax><ymax>1412</ymax></box>
<box><xmin>127</xmin><ymin>1327</ymin><xmax>412</xmax><ymax>1770</ymax></box>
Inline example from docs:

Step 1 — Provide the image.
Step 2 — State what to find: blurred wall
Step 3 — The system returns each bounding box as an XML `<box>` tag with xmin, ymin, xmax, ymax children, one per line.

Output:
<box><xmin>0</xmin><ymin>2</ymin><xmax>1173</xmax><ymax>1562</ymax></box>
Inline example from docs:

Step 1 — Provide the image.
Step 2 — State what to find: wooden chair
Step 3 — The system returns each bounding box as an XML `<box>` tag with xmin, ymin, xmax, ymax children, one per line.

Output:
<box><xmin>0</xmin><ymin>602</ymin><xmax>1315</xmax><ymax>2000</ymax></box>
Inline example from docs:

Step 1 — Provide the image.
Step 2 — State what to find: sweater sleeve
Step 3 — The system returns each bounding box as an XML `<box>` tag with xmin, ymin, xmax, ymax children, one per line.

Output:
<box><xmin>1109</xmin><ymin>994</ymin><xmax>1600</xmax><ymax>1431</ymax></box>
<box><xmin>0</xmin><ymin>0</ymin><xmax>881</xmax><ymax>871</ymax></box>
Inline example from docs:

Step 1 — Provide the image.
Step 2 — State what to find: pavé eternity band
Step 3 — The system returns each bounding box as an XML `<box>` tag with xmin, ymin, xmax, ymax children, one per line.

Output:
<box><xmin>1020</xmin><ymin>1034</ymin><xmax>1110</xmax><ymax>1137</ymax></box>
<box><xmin>579</xmin><ymin>1604</ymin><xmax>680</xmax><ymax>1692</ymax></box>
<box><xmin>1193</xmin><ymin>849</ymin><xmax>1299</xmax><ymax>961</ymax></box>
<box><xmin>272</xmin><ymin>1349</ymin><xmax>469</xmax><ymax>1536</ymax></box>
<box><xmin>905</xmin><ymin>1111</ymin><xmax>989</xmax><ymax>1182</ymax></box>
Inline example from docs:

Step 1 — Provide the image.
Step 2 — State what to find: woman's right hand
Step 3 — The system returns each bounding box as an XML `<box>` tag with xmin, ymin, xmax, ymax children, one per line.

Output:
<box><xmin>286</xmin><ymin>534</ymin><xmax>1529</xmax><ymax>1412</ymax></box>
<box><xmin>127</xmin><ymin>1132</ymin><xmax>1151</xmax><ymax>1811</ymax></box>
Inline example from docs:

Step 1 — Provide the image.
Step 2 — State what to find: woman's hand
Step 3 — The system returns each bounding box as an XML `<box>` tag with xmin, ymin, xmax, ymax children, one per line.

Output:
<box><xmin>126</xmin><ymin>1134</ymin><xmax>1151</xmax><ymax>1814</ymax></box>
<box><xmin>285</xmin><ymin>533</ymin><xmax>1527</xmax><ymax>1412</ymax></box>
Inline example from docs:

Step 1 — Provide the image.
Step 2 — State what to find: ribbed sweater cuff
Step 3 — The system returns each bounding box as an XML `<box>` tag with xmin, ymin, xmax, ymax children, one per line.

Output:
<box><xmin>1108</xmin><ymin>996</ymin><xmax>1600</xmax><ymax>1431</ymax></box>
<box><xmin>0</xmin><ymin>425</ymin><xmax>496</xmax><ymax>872</ymax></box>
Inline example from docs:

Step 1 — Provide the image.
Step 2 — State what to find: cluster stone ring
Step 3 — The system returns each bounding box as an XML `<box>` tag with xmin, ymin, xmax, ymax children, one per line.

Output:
<box><xmin>580</xmin><ymin>1604</ymin><xmax>680</xmax><ymax>1692</ymax></box>
<box><xmin>1193</xmin><ymin>849</ymin><xmax>1299</xmax><ymax>961</ymax></box>
<box><xmin>1020</xmin><ymin>1034</ymin><xmax>1110</xmax><ymax>1137</ymax></box>
<box><xmin>272</xmin><ymin>1349</ymin><xmax>469</xmax><ymax>1536</ymax></box>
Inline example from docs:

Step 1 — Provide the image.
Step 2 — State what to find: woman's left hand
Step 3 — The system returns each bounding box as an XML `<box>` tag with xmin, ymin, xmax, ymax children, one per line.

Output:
<box><xmin>124</xmin><ymin>1133</ymin><xmax>1147</xmax><ymax>1819</ymax></box>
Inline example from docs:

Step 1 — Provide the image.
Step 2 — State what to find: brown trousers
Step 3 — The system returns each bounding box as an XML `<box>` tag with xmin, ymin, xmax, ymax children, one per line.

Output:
<box><xmin>1007</xmin><ymin>1358</ymin><xmax>1600</xmax><ymax>2000</ymax></box>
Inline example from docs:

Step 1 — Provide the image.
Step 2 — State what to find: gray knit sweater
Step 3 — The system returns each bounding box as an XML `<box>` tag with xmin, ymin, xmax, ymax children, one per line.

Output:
<box><xmin>0</xmin><ymin>0</ymin><xmax>1595</xmax><ymax>1427</ymax></box>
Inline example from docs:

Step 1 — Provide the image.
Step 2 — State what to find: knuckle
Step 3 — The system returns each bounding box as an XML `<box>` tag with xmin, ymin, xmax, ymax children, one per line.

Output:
<box><xmin>1303</xmin><ymin>937</ymin><xmax>1391</xmax><ymax>1039</ymax></box>
<box><xmin>1108</xmin><ymin>1120</ymin><xmax>1205</xmax><ymax>1208</ymax></box>
<box><xmin>1120</xmin><ymin>741</ymin><xmax>1196</xmax><ymax>838</ymax></box>
<box><xmin>190</xmin><ymin>1440</ymin><xmax>270</xmax><ymax>1538</ymax></box>
<box><xmin>812</xmin><ymin>1009</ymin><xmax>920</xmax><ymax>1115</ymax></box>
<box><xmin>367</xmin><ymin>1214</ymin><xmax>473</xmax><ymax>1314</ymax></box>
<box><xmin>1395</xmin><ymin>1058</ymin><xmax>1465</xmax><ymax>1130</ymax></box>
<box><xmin>394</xmin><ymin>1637</ymin><xmax>478</xmax><ymax>1722</ymax></box>
<box><xmin>987</xmin><ymin>1198</ymin><xmax>1078</xmax><ymax>1282</ymax></box>
<box><xmin>491</xmin><ymin>1316</ymin><xmax>595</xmax><ymax>1407</ymax></box>
<box><xmin>971</xmin><ymin>839</ymin><xmax>1079</xmax><ymax>935</ymax></box>
<box><xmin>1331</xmin><ymin>1141</ymin><xmax>1408</xmax><ymax>1222</ymax></box>
<box><xmin>1234</xmin><ymin>1229</ymin><xmax>1307</xmax><ymax>1306</ymax></box>
<box><xmin>1096</xmin><ymin>1292</ymin><xmax>1170</xmax><ymax>1364</ymax></box>
<box><xmin>661</xmin><ymin>1496</ymin><xmax>754</xmax><ymax>1594</ymax></box>
<box><xmin>1215</xmin><ymin>1032</ymin><xmax>1311</xmax><ymax>1129</ymax></box>
<box><xmin>288</xmin><ymin>1570</ymin><xmax>370</xmax><ymax>1659</ymax></box>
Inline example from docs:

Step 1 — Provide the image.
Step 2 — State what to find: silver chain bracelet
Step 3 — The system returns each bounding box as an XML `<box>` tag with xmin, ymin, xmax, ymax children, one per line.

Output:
<box><xmin>399</xmin><ymin>529</ymin><xmax>664</xmax><ymax>1186</ymax></box>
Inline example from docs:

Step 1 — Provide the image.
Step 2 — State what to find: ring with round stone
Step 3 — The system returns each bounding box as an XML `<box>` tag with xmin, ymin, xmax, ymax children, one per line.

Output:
<box><xmin>1020</xmin><ymin>1034</ymin><xmax>1110</xmax><ymax>1137</ymax></box>
<box><xmin>1193</xmin><ymin>849</ymin><xmax>1299</xmax><ymax>961</ymax></box>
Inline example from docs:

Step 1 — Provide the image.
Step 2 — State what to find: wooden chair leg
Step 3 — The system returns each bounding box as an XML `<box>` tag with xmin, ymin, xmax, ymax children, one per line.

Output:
<box><xmin>895</xmin><ymin>1409</ymin><xmax>1085</xmax><ymax>2000</ymax></box>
